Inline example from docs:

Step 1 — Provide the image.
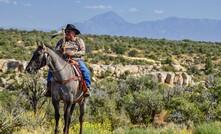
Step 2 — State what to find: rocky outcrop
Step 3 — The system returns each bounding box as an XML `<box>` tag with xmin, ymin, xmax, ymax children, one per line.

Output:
<box><xmin>0</xmin><ymin>59</ymin><xmax>27</xmax><ymax>73</ymax></box>
<box><xmin>89</xmin><ymin>64</ymin><xmax>193</xmax><ymax>86</ymax></box>
<box><xmin>149</xmin><ymin>72</ymin><xmax>192</xmax><ymax>86</ymax></box>
<box><xmin>0</xmin><ymin>59</ymin><xmax>48</xmax><ymax>90</ymax></box>
<box><xmin>0</xmin><ymin>59</ymin><xmax>193</xmax><ymax>89</ymax></box>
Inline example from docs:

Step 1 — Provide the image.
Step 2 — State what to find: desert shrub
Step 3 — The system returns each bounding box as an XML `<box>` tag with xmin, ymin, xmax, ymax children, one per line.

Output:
<box><xmin>167</xmin><ymin>96</ymin><xmax>205</xmax><ymax>124</ymax></box>
<box><xmin>119</xmin><ymin>70</ymin><xmax>130</xmax><ymax>79</ymax></box>
<box><xmin>0</xmin><ymin>106</ymin><xmax>23</xmax><ymax>134</ymax></box>
<box><xmin>193</xmin><ymin>121</ymin><xmax>221</xmax><ymax>134</ymax></box>
<box><xmin>162</xmin><ymin>65</ymin><xmax>177</xmax><ymax>72</ymax></box>
<box><xmin>162</xmin><ymin>57</ymin><xmax>173</xmax><ymax>65</ymax></box>
<box><xmin>111</xmin><ymin>44</ymin><xmax>127</xmax><ymax>54</ymax></box>
<box><xmin>128</xmin><ymin>49</ymin><xmax>139</xmax><ymax>57</ymax></box>
<box><xmin>205</xmin><ymin>56</ymin><xmax>214</xmax><ymax>75</ymax></box>
<box><xmin>187</xmin><ymin>65</ymin><xmax>201</xmax><ymax>75</ymax></box>
<box><xmin>88</xmin><ymin>79</ymin><xmax>131</xmax><ymax>129</ymax></box>
<box><xmin>122</xmin><ymin>89</ymin><xmax>164</xmax><ymax>124</ymax></box>
<box><xmin>98</xmin><ymin>70</ymin><xmax>112</xmax><ymax>79</ymax></box>
<box><xmin>146</xmin><ymin>54</ymin><xmax>159</xmax><ymax>61</ymax></box>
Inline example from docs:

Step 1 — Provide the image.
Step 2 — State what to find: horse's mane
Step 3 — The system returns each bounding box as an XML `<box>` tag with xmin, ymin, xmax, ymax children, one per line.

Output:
<box><xmin>44</xmin><ymin>45</ymin><xmax>64</xmax><ymax>58</ymax></box>
<box><xmin>45</xmin><ymin>45</ymin><xmax>54</xmax><ymax>50</ymax></box>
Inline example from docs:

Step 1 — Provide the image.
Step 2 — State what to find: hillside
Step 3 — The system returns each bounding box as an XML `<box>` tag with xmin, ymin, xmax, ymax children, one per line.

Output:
<box><xmin>1</xmin><ymin>29</ymin><xmax>221</xmax><ymax>77</ymax></box>
<box><xmin>0</xmin><ymin>29</ymin><xmax>221</xmax><ymax>133</ymax></box>
<box><xmin>1</xmin><ymin>28</ymin><xmax>221</xmax><ymax>88</ymax></box>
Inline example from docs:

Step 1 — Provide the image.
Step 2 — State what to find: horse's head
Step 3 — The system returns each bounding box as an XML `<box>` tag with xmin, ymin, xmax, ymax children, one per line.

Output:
<box><xmin>26</xmin><ymin>43</ymin><xmax>49</xmax><ymax>73</ymax></box>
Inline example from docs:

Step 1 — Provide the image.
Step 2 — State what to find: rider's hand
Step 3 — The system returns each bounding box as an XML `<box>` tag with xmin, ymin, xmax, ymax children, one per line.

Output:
<box><xmin>66</xmin><ymin>52</ymin><xmax>72</xmax><ymax>56</ymax></box>
<box><xmin>63</xmin><ymin>52</ymin><xmax>72</xmax><ymax>59</ymax></box>
<box><xmin>60</xmin><ymin>47</ymin><xmax>66</xmax><ymax>54</ymax></box>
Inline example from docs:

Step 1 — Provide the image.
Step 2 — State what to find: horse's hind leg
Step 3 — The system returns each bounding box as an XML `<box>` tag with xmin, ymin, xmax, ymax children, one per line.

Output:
<box><xmin>79</xmin><ymin>99</ymin><xmax>87</xmax><ymax>134</ymax></box>
<box><xmin>52</xmin><ymin>99</ymin><xmax>60</xmax><ymax>134</ymax></box>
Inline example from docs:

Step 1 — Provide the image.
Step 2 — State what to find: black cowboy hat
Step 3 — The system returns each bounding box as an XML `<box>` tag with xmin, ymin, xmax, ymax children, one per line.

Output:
<box><xmin>65</xmin><ymin>24</ymin><xmax>80</xmax><ymax>35</ymax></box>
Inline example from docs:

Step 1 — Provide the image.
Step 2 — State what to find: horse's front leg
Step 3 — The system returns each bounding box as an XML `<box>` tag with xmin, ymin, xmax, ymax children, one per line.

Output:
<box><xmin>79</xmin><ymin>98</ymin><xmax>88</xmax><ymax>134</ymax></box>
<box><xmin>63</xmin><ymin>101</ymin><xmax>72</xmax><ymax>134</ymax></box>
<box><xmin>52</xmin><ymin>99</ymin><xmax>60</xmax><ymax>134</ymax></box>
<box><xmin>67</xmin><ymin>104</ymin><xmax>76</xmax><ymax>133</ymax></box>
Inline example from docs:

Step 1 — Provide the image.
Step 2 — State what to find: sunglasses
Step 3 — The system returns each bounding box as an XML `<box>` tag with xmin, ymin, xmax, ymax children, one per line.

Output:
<box><xmin>65</xmin><ymin>30</ymin><xmax>74</xmax><ymax>34</ymax></box>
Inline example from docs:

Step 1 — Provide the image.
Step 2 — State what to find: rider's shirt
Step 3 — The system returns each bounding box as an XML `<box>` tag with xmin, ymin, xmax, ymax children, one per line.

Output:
<box><xmin>56</xmin><ymin>37</ymin><xmax>86</xmax><ymax>60</ymax></box>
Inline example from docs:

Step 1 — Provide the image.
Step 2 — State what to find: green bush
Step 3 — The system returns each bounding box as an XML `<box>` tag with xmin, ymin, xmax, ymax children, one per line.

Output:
<box><xmin>128</xmin><ymin>49</ymin><xmax>139</xmax><ymax>57</ymax></box>
<box><xmin>0</xmin><ymin>106</ymin><xmax>23</xmax><ymax>134</ymax></box>
<box><xmin>123</xmin><ymin>89</ymin><xmax>164</xmax><ymax>124</ymax></box>
<box><xmin>193</xmin><ymin>121</ymin><xmax>221</xmax><ymax>134</ymax></box>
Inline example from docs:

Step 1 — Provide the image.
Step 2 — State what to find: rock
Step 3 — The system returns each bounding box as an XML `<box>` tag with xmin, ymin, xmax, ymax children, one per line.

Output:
<box><xmin>174</xmin><ymin>72</ymin><xmax>183</xmax><ymax>86</ymax></box>
<box><xmin>0</xmin><ymin>59</ymin><xmax>194</xmax><ymax>89</ymax></box>
<box><xmin>165</xmin><ymin>72</ymin><xmax>175</xmax><ymax>85</ymax></box>
<box><xmin>0</xmin><ymin>59</ymin><xmax>28</xmax><ymax>73</ymax></box>
<box><xmin>88</xmin><ymin>63</ymin><xmax>193</xmax><ymax>86</ymax></box>
<box><xmin>182</xmin><ymin>72</ymin><xmax>191</xmax><ymax>86</ymax></box>
<box><xmin>0</xmin><ymin>77</ymin><xmax>6</xmax><ymax>87</ymax></box>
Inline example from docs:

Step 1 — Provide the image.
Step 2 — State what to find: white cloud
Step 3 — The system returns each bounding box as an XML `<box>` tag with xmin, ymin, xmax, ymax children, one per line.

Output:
<box><xmin>0</xmin><ymin>0</ymin><xmax>17</xmax><ymax>4</ymax></box>
<box><xmin>128</xmin><ymin>8</ymin><xmax>138</xmax><ymax>12</ymax></box>
<box><xmin>0</xmin><ymin>0</ymin><xmax>31</xmax><ymax>7</ymax></box>
<box><xmin>86</xmin><ymin>5</ymin><xmax>112</xmax><ymax>10</ymax></box>
<box><xmin>0</xmin><ymin>0</ymin><xmax>10</xmax><ymax>3</ymax></box>
<box><xmin>154</xmin><ymin>9</ymin><xmax>164</xmax><ymax>15</ymax></box>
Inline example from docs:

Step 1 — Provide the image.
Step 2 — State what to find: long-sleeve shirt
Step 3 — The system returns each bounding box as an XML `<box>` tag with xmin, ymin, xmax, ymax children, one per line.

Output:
<box><xmin>56</xmin><ymin>37</ymin><xmax>86</xmax><ymax>60</ymax></box>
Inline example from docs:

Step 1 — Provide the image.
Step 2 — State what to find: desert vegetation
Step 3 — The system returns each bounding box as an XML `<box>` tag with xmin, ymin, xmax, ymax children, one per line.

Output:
<box><xmin>0</xmin><ymin>28</ymin><xmax>221</xmax><ymax>133</ymax></box>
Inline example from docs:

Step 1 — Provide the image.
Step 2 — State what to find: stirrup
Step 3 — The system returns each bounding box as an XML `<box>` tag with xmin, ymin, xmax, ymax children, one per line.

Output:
<box><xmin>84</xmin><ymin>89</ymin><xmax>90</xmax><ymax>97</ymax></box>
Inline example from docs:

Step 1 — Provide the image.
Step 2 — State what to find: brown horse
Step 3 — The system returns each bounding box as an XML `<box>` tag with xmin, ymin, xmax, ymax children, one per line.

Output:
<box><xmin>26</xmin><ymin>43</ymin><xmax>88</xmax><ymax>134</ymax></box>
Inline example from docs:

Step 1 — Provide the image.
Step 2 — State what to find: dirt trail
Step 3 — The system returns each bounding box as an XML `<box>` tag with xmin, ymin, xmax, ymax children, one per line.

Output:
<box><xmin>91</xmin><ymin>50</ymin><xmax>156</xmax><ymax>63</ymax></box>
<box><xmin>107</xmin><ymin>53</ymin><xmax>155</xmax><ymax>63</ymax></box>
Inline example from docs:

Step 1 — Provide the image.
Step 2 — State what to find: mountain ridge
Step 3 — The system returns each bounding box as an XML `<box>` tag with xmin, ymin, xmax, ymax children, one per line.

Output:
<box><xmin>1</xmin><ymin>11</ymin><xmax>221</xmax><ymax>42</ymax></box>
<box><xmin>74</xmin><ymin>11</ymin><xmax>221</xmax><ymax>42</ymax></box>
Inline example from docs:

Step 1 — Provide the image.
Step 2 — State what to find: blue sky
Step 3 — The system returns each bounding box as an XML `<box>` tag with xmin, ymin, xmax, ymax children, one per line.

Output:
<box><xmin>0</xmin><ymin>0</ymin><xmax>221</xmax><ymax>30</ymax></box>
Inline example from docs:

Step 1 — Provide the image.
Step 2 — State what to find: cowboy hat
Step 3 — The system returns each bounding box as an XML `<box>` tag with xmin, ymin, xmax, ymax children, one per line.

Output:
<box><xmin>65</xmin><ymin>24</ymin><xmax>80</xmax><ymax>35</ymax></box>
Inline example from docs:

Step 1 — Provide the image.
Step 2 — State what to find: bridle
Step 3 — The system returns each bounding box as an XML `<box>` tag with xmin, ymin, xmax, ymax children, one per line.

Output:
<box><xmin>44</xmin><ymin>47</ymin><xmax>69</xmax><ymax>73</ymax></box>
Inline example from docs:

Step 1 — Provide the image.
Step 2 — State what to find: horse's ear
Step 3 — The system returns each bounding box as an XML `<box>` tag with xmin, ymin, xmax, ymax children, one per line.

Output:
<box><xmin>37</xmin><ymin>42</ymin><xmax>41</xmax><ymax>47</ymax></box>
<box><xmin>37</xmin><ymin>42</ymin><xmax>46</xmax><ymax>49</ymax></box>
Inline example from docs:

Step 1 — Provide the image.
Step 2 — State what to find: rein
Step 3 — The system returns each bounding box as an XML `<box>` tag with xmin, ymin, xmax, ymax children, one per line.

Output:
<box><xmin>44</xmin><ymin>47</ymin><xmax>79</xmax><ymax>85</ymax></box>
<box><xmin>49</xmin><ymin>62</ymin><xmax>68</xmax><ymax>73</ymax></box>
<box><xmin>54</xmin><ymin>76</ymin><xmax>79</xmax><ymax>85</ymax></box>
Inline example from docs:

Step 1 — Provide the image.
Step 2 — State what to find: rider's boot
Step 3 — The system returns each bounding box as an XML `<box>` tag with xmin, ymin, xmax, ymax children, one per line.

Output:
<box><xmin>84</xmin><ymin>88</ymin><xmax>90</xmax><ymax>97</ymax></box>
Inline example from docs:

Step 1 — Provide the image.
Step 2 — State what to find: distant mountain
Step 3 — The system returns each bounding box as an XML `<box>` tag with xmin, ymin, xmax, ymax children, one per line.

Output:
<box><xmin>75</xmin><ymin>12</ymin><xmax>129</xmax><ymax>35</ymax></box>
<box><xmin>74</xmin><ymin>11</ymin><xmax>221</xmax><ymax>42</ymax></box>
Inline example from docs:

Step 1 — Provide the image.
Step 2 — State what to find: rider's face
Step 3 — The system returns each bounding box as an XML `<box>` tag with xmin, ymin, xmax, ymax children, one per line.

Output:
<box><xmin>65</xmin><ymin>30</ymin><xmax>75</xmax><ymax>40</ymax></box>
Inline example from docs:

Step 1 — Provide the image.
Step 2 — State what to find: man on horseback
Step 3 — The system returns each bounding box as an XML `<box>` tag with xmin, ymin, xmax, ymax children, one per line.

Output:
<box><xmin>45</xmin><ymin>24</ymin><xmax>91</xmax><ymax>97</ymax></box>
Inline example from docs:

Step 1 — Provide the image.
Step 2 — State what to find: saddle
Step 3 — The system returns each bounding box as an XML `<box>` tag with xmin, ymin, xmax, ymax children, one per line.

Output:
<box><xmin>68</xmin><ymin>59</ymin><xmax>88</xmax><ymax>93</ymax></box>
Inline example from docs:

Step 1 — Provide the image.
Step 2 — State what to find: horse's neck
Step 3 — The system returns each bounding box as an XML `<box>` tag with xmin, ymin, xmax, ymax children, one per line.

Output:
<box><xmin>47</xmin><ymin>48</ymin><xmax>74</xmax><ymax>79</ymax></box>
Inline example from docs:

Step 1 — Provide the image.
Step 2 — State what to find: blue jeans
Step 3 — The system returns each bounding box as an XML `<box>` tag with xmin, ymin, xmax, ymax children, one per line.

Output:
<box><xmin>47</xmin><ymin>60</ymin><xmax>91</xmax><ymax>88</ymax></box>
